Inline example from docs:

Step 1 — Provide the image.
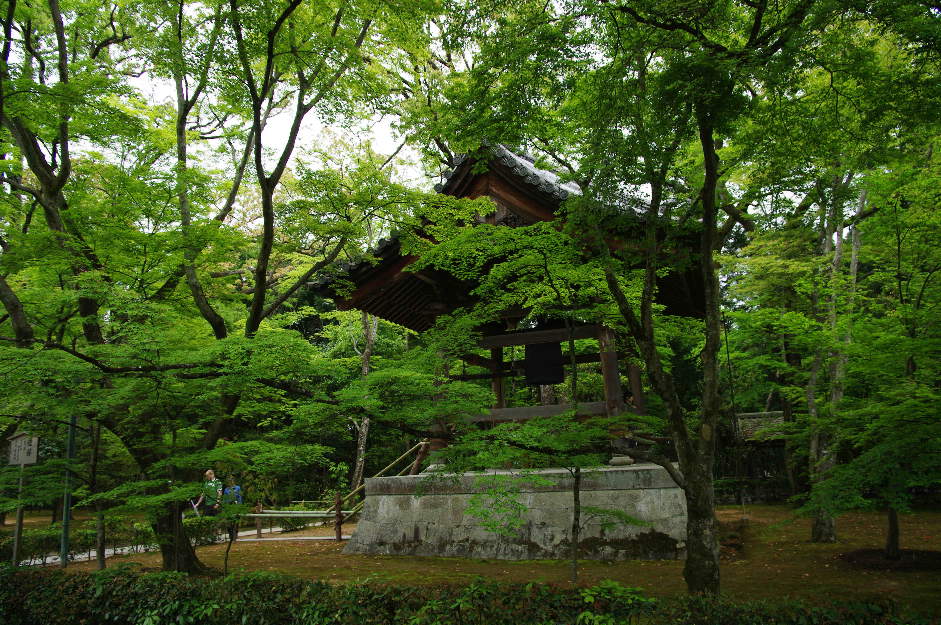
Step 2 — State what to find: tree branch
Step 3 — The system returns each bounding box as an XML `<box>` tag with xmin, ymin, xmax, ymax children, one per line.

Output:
<box><xmin>260</xmin><ymin>237</ymin><xmax>348</xmax><ymax>321</ymax></box>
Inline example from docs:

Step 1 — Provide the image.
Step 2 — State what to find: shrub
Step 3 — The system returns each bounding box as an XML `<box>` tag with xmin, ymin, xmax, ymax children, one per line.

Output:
<box><xmin>0</xmin><ymin>525</ymin><xmax>61</xmax><ymax>564</ymax></box>
<box><xmin>0</xmin><ymin>570</ymin><xmax>928</xmax><ymax>625</ymax></box>
<box><xmin>183</xmin><ymin>515</ymin><xmax>222</xmax><ymax>546</ymax></box>
<box><xmin>0</xmin><ymin>516</ymin><xmax>165</xmax><ymax>565</ymax></box>
<box><xmin>278</xmin><ymin>504</ymin><xmax>314</xmax><ymax>533</ymax></box>
<box><xmin>130</xmin><ymin>521</ymin><xmax>156</xmax><ymax>552</ymax></box>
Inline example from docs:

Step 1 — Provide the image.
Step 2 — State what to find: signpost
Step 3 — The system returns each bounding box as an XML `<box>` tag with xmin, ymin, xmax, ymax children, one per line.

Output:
<box><xmin>8</xmin><ymin>431</ymin><xmax>39</xmax><ymax>567</ymax></box>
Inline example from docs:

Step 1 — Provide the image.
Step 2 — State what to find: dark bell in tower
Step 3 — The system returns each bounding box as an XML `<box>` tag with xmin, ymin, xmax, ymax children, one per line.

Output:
<box><xmin>524</xmin><ymin>342</ymin><xmax>565</xmax><ymax>385</ymax></box>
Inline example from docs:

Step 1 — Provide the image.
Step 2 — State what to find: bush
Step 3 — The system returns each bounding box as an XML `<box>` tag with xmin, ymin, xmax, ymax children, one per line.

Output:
<box><xmin>279</xmin><ymin>504</ymin><xmax>314</xmax><ymax>533</ymax></box>
<box><xmin>659</xmin><ymin>596</ymin><xmax>924</xmax><ymax>625</ymax></box>
<box><xmin>0</xmin><ymin>516</ymin><xmax>164</xmax><ymax>565</ymax></box>
<box><xmin>183</xmin><ymin>515</ymin><xmax>222</xmax><ymax>546</ymax></box>
<box><xmin>0</xmin><ymin>569</ymin><xmax>927</xmax><ymax>625</ymax></box>
<box><xmin>0</xmin><ymin>525</ymin><xmax>61</xmax><ymax>564</ymax></box>
<box><xmin>130</xmin><ymin>521</ymin><xmax>156</xmax><ymax>552</ymax></box>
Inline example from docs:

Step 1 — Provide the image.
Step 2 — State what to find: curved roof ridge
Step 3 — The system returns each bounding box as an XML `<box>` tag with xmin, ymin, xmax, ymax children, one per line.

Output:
<box><xmin>435</xmin><ymin>144</ymin><xmax>581</xmax><ymax>201</ymax></box>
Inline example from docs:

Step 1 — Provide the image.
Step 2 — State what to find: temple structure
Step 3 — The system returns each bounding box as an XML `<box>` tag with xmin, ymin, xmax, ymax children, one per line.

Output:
<box><xmin>314</xmin><ymin>145</ymin><xmax>694</xmax><ymax>561</ymax></box>
<box><xmin>315</xmin><ymin>145</ymin><xmax>704</xmax><ymax>435</ymax></box>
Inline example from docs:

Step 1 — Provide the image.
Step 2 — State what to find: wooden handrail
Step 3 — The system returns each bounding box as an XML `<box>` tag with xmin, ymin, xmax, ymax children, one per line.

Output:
<box><xmin>326</xmin><ymin>440</ymin><xmax>428</xmax><ymax>512</ymax></box>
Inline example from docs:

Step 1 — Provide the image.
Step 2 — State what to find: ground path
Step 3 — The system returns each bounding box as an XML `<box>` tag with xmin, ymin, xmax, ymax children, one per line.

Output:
<box><xmin>21</xmin><ymin>523</ymin><xmax>351</xmax><ymax>567</ymax></box>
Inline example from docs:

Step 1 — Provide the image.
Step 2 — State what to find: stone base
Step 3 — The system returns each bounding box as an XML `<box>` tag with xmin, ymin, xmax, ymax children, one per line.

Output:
<box><xmin>344</xmin><ymin>463</ymin><xmax>686</xmax><ymax>561</ymax></box>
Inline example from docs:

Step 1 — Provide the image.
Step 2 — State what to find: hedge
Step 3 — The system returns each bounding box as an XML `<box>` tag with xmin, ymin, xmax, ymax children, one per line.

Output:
<box><xmin>0</xmin><ymin>567</ymin><xmax>929</xmax><ymax>625</ymax></box>
<box><xmin>0</xmin><ymin>516</ymin><xmax>235</xmax><ymax>565</ymax></box>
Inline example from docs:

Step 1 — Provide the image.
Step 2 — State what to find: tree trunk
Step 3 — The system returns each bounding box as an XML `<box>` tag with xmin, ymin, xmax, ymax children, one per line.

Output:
<box><xmin>885</xmin><ymin>506</ymin><xmax>901</xmax><ymax>560</ymax></box>
<box><xmin>809</xmin><ymin>429</ymin><xmax>837</xmax><ymax>543</ymax></box>
<box><xmin>593</xmin><ymin>99</ymin><xmax>722</xmax><ymax>597</ymax></box>
<box><xmin>807</xmin><ymin>184</ymin><xmax>839</xmax><ymax>543</ymax></box>
<box><xmin>680</xmin><ymin>117</ymin><xmax>723</xmax><ymax>597</ymax></box>
<box><xmin>89</xmin><ymin>422</ymin><xmax>106</xmax><ymax>570</ymax></box>
<box><xmin>350</xmin><ymin>311</ymin><xmax>378</xmax><ymax>491</ymax></box>
<box><xmin>95</xmin><ymin>504</ymin><xmax>106</xmax><ymax>570</ymax></box>
<box><xmin>683</xmin><ymin>468</ymin><xmax>720</xmax><ymax>594</ymax></box>
<box><xmin>0</xmin><ymin>275</ymin><xmax>34</xmax><ymax>347</ymax></box>
<box><xmin>154</xmin><ymin>501</ymin><xmax>209</xmax><ymax>574</ymax></box>
<box><xmin>810</xmin><ymin>511</ymin><xmax>836</xmax><ymax>543</ymax></box>
<box><xmin>350</xmin><ymin>417</ymin><xmax>371</xmax><ymax>491</ymax></box>
<box><xmin>570</xmin><ymin>466</ymin><xmax>581</xmax><ymax>584</ymax></box>
<box><xmin>224</xmin><ymin>531</ymin><xmax>236</xmax><ymax>575</ymax></box>
<box><xmin>781</xmin><ymin>343</ymin><xmax>802</xmax><ymax>497</ymax></box>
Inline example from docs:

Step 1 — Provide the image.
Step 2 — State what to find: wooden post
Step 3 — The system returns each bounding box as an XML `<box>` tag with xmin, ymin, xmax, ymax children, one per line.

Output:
<box><xmin>334</xmin><ymin>492</ymin><xmax>343</xmax><ymax>542</ymax></box>
<box><xmin>598</xmin><ymin>326</ymin><xmax>625</xmax><ymax>417</ymax></box>
<box><xmin>254</xmin><ymin>503</ymin><xmax>262</xmax><ymax>538</ymax></box>
<box><xmin>491</xmin><ymin>347</ymin><xmax>505</xmax><ymax>408</ymax></box>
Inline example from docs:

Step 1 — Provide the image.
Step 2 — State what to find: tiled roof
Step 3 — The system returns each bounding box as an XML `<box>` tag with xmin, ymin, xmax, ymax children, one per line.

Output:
<box><xmin>435</xmin><ymin>144</ymin><xmax>581</xmax><ymax>201</ymax></box>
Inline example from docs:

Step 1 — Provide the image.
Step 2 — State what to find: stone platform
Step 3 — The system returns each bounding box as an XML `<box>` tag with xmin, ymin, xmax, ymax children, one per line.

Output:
<box><xmin>344</xmin><ymin>463</ymin><xmax>686</xmax><ymax>561</ymax></box>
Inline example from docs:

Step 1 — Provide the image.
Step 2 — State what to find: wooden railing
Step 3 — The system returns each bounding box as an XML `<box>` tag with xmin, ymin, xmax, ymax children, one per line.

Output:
<box><xmin>244</xmin><ymin>439</ymin><xmax>430</xmax><ymax>541</ymax></box>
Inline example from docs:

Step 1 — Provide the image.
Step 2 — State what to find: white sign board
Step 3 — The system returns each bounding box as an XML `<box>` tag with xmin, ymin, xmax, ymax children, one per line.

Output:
<box><xmin>8</xmin><ymin>433</ymin><xmax>39</xmax><ymax>466</ymax></box>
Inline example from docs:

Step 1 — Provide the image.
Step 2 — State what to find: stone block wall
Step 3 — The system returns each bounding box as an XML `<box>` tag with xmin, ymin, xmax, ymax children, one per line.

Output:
<box><xmin>344</xmin><ymin>463</ymin><xmax>687</xmax><ymax>561</ymax></box>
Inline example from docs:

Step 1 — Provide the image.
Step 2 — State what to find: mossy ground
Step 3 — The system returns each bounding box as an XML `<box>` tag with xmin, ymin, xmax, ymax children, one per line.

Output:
<box><xmin>64</xmin><ymin>504</ymin><xmax>941</xmax><ymax>615</ymax></box>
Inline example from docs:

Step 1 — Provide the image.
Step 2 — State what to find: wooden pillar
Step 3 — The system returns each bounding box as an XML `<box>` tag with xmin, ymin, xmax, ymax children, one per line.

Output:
<box><xmin>598</xmin><ymin>325</ymin><xmax>625</xmax><ymax>417</ymax></box>
<box><xmin>490</xmin><ymin>347</ymin><xmax>505</xmax><ymax>408</ymax></box>
<box><xmin>334</xmin><ymin>492</ymin><xmax>343</xmax><ymax>542</ymax></box>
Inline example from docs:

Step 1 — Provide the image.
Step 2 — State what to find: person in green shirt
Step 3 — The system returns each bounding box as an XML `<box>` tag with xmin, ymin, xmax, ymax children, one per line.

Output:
<box><xmin>195</xmin><ymin>469</ymin><xmax>223</xmax><ymax>517</ymax></box>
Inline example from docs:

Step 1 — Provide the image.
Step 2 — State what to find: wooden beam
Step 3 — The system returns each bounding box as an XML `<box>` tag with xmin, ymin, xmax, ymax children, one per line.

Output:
<box><xmin>460</xmin><ymin>353</ymin><xmax>499</xmax><ymax>369</ymax></box>
<box><xmin>345</xmin><ymin>254</ymin><xmax>418</xmax><ymax>309</ymax></box>
<box><xmin>479</xmin><ymin>324</ymin><xmax>599</xmax><ymax>348</ymax></box>
<box><xmin>491</xmin><ymin>347</ymin><xmax>505</xmax><ymax>409</ymax></box>
<box><xmin>598</xmin><ymin>325</ymin><xmax>625</xmax><ymax>417</ymax></box>
<box><xmin>450</xmin><ymin>352</ymin><xmax>628</xmax><ymax>381</ymax></box>
<box><xmin>469</xmin><ymin>401</ymin><xmax>606</xmax><ymax>423</ymax></box>
<box><xmin>411</xmin><ymin>270</ymin><xmax>440</xmax><ymax>286</ymax></box>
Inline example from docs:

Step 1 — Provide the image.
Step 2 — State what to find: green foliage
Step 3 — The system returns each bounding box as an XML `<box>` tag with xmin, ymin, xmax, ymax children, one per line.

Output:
<box><xmin>659</xmin><ymin>596</ymin><xmax>918</xmax><ymax>625</ymax></box>
<box><xmin>277</xmin><ymin>505</ymin><xmax>315</xmax><ymax>533</ymax></box>
<box><xmin>0</xmin><ymin>568</ymin><xmax>924</xmax><ymax>625</ymax></box>
<box><xmin>182</xmin><ymin>516</ymin><xmax>223</xmax><ymax>547</ymax></box>
<box><xmin>461</xmin><ymin>472</ymin><xmax>555</xmax><ymax>536</ymax></box>
<box><xmin>0</xmin><ymin>516</ymin><xmax>157</xmax><ymax>565</ymax></box>
<box><xmin>577</xmin><ymin>580</ymin><xmax>657</xmax><ymax>625</ymax></box>
<box><xmin>337</xmin><ymin>366</ymin><xmax>492</xmax><ymax>432</ymax></box>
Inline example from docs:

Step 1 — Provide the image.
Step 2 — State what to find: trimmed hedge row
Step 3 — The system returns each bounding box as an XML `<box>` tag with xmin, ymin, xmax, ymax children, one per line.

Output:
<box><xmin>0</xmin><ymin>516</ymin><xmax>233</xmax><ymax>564</ymax></box>
<box><xmin>0</xmin><ymin>567</ymin><xmax>928</xmax><ymax>625</ymax></box>
<box><xmin>0</xmin><ymin>519</ymin><xmax>157</xmax><ymax>565</ymax></box>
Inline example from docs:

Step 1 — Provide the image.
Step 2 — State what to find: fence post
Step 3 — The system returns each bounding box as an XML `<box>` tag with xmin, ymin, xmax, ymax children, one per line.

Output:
<box><xmin>334</xmin><ymin>492</ymin><xmax>342</xmax><ymax>541</ymax></box>
<box><xmin>255</xmin><ymin>503</ymin><xmax>262</xmax><ymax>538</ymax></box>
